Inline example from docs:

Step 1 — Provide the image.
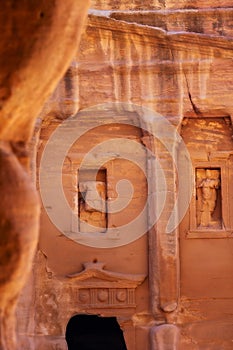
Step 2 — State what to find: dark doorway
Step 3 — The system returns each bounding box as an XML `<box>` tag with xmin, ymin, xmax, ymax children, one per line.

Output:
<box><xmin>65</xmin><ymin>314</ymin><xmax>128</xmax><ymax>350</ymax></box>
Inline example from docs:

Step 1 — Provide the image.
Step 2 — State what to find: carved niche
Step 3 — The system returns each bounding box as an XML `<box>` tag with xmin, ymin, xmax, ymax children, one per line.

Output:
<box><xmin>196</xmin><ymin>168</ymin><xmax>221</xmax><ymax>229</ymax></box>
<box><xmin>67</xmin><ymin>262</ymin><xmax>146</xmax><ymax>315</ymax></box>
<box><xmin>78</xmin><ymin>169</ymin><xmax>107</xmax><ymax>233</ymax></box>
<box><xmin>181</xmin><ymin>116</ymin><xmax>233</xmax><ymax>238</ymax></box>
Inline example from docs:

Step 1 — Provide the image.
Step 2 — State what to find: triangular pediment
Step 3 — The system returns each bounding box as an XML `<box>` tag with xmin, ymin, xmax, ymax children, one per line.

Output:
<box><xmin>67</xmin><ymin>262</ymin><xmax>146</xmax><ymax>288</ymax></box>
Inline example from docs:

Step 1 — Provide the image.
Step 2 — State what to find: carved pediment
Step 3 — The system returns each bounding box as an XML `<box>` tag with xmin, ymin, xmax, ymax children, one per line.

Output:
<box><xmin>67</xmin><ymin>262</ymin><xmax>146</xmax><ymax>288</ymax></box>
<box><xmin>67</xmin><ymin>262</ymin><xmax>147</xmax><ymax>310</ymax></box>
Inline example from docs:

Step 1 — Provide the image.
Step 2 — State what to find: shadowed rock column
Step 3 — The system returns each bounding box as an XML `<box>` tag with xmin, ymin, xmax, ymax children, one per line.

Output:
<box><xmin>0</xmin><ymin>1</ymin><xmax>90</xmax><ymax>349</ymax></box>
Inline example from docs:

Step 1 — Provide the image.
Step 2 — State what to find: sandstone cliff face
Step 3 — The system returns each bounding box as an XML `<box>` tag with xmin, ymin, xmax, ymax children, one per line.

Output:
<box><xmin>44</xmin><ymin>4</ymin><xmax>233</xmax><ymax>123</ymax></box>
<box><xmin>91</xmin><ymin>0</ymin><xmax>233</xmax><ymax>11</ymax></box>
<box><xmin>17</xmin><ymin>2</ymin><xmax>233</xmax><ymax>350</ymax></box>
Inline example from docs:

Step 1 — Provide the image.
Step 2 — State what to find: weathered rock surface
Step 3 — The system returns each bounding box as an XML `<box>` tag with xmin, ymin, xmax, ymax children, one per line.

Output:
<box><xmin>0</xmin><ymin>1</ymin><xmax>90</xmax><ymax>142</ymax></box>
<box><xmin>90</xmin><ymin>0</ymin><xmax>233</xmax><ymax>11</ymax></box>
<box><xmin>0</xmin><ymin>1</ymin><xmax>90</xmax><ymax>350</ymax></box>
<box><xmin>0</xmin><ymin>142</ymin><xmax>39</xmax><ymax>350</ymax></box>
<box><xmin>17</xmin><ymin>1</ymin><xmax>233</xmax><ymax>350</ymax></box>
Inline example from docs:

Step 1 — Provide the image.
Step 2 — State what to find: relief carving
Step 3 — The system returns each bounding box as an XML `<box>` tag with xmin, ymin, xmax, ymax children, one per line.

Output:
<box><xmin>78</xmin><ymin>181</ymin><xmax>107</xmax><ymax>232</ymax></box>
<box><xmin>196</xmin><ymin>169</ymin><xmax>221</xmax><ymax>228</ymax></box>
<box><xmin>67</xmin><ymin>262</ymin><xmax>146</xmax><ymax>311</ymax></box>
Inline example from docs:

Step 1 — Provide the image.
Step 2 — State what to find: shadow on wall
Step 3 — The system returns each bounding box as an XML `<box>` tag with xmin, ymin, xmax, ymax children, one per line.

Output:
<box><xmin>65</xmin><ymin>314</ymin><xmax>128</xmax><ymax>350</ymax></box>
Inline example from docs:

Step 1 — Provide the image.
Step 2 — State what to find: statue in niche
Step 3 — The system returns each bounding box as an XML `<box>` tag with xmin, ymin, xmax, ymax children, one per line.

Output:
<box><xmin>196</xmin><ymin>169</ymin><xmax>221</xmax><ymax>228</ymax></box>
<box><xmin>78</xmin><ymin>181</ymin><xmax>107</xmax><ymax>233</ymax></box>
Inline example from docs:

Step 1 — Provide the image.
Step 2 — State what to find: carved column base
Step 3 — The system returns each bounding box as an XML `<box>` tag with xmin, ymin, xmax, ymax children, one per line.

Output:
<box><xmin>150</xmin><ymin>324</ymin><xmax>180</xmax><ymax>350</ymax></box>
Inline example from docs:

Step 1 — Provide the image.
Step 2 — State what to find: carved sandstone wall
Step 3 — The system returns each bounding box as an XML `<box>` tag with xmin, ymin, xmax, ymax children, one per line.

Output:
<box><xmin>17</xmin><ymin>2</ymin><xmax>233</xmax><ymax>349</ymax></box>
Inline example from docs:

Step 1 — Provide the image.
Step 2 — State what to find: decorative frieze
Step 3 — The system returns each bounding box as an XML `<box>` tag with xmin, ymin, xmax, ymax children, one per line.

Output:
<box><xmin>67</xmin><ymin>262</ymin><xmax>146</xmax><ymax>310</ymax></box>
